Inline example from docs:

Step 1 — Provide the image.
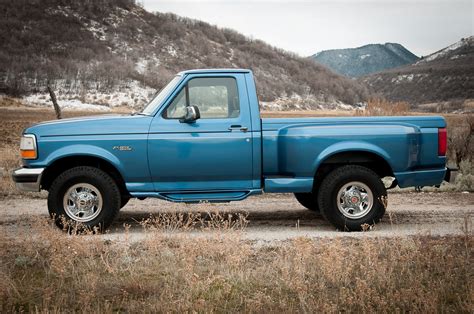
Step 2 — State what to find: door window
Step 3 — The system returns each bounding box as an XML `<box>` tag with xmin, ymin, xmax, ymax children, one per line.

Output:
<box><xmin>165</xmin><ymin>77</ymin><xmax>240</xmax><ymax>119</ymax></box>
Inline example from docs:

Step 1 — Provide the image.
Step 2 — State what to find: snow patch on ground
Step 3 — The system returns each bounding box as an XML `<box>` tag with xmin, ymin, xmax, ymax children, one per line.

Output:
<box><xmin>104</xmin><ymin>13</ymin><xmax>124</xmax><ymax>28</ymax></box>
<box><xmin>135</xmin><ymin>59</ymin><xmax>148</xmax><ymax>74</ymax></box>
<box><xmin>134</xmin><ymin>56</ymin><xmax>160</xmax><ymax>74</ymax></box>
<box><xmin>164</xmin><ymin>45</ymin><xmax>178</xmax><ymax>57</ymax></box>
<box><xmin>23</xmin><ymin>80</ymin><xmax>156</xmax><ymax>111</ymax></box>
<box><xmin>86</xmin><ymin>20</ymin><xmax>107</xmax><ymax>41</ymax></box>
<box><xmin>24</xmin><ymin>95</ymin><xmax>111</xmax><ymax>112</ymax></box>
<box><xmin>360</xmin><ymin>54</ymin><xmax>371</xmax><ymax>60</ymax></box>
<box><xmin>391</xmin><ymin>74</ymin><xmax>418</xmax><ymax>83</ymax></box>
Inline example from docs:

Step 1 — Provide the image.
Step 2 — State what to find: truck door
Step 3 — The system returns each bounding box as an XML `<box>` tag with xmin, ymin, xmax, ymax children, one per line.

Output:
<box><xmin>148</xmin><ymin>73</ymin><xmax>254</xmax><ymax>192</ymax></box>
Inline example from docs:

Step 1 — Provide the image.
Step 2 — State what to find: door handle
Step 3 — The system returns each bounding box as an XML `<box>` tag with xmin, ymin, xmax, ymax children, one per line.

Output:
<box><xmin>228</xmin><ymin>125</ymin><xmax>248</xmax><ymax>132</ymax></box>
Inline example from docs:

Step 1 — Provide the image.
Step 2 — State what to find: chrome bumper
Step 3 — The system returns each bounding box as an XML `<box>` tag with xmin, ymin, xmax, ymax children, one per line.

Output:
<box><xmin>11</xmin><ymin>167</ymin><xmax>45</xmax><ymax>192</ymax></box>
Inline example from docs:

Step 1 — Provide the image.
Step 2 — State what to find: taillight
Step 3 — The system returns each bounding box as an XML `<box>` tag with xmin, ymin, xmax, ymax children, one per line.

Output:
<box><xmin>438</xmin><ymin>128</ymin><xmax>447</xmax><ymax>156</ymax></box>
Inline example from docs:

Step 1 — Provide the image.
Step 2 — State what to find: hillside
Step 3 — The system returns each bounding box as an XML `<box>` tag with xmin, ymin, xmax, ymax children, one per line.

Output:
<box><xmin>311</xmin><ymin>43</ymin><xmax>419</xmax><ymax>77</ymax></box>
<box><xmin>360</xmin><ymin>37</ymin><xmax>474</xmax><ymax>109</ymax></box>
<box><xmin>0</xmin><ymin>0</ymin><xmax>369</xmax><ymax>111</ymax></box>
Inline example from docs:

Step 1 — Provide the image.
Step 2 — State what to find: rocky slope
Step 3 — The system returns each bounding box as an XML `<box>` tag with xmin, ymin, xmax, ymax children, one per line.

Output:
<box><xmin>360</xmin><ymin>37</ymin><xmax>474</xmax><ymax>109</ymax></box>
<box><xmin>0</xmin><ymin>0</ymin><xmax>368</xmax><ymax>111</ymax></box>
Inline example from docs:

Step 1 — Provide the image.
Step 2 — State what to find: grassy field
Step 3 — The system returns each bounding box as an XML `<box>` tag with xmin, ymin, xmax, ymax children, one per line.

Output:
<box><xmin>0</xmin><ymin>102</ymin><xmax>472</xmax><ymax>312</ymax></box>
<box><xmin>0</xmin><ymin>216</ymin><xmax>472</xmax><ymax>312</ymax></box>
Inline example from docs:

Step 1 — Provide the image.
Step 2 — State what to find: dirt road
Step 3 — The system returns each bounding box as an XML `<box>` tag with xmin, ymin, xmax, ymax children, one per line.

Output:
<box><xmin>1</xmin><ymin>192</ymin><xmax>473</xmax><ymax>242</ymax></box>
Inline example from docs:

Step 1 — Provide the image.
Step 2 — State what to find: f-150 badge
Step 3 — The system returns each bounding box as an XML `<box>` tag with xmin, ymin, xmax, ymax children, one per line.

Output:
<box><xmin>113</xmin><ymin>146</ymin><xmax>132</xmax><ymax>151</ymax></box>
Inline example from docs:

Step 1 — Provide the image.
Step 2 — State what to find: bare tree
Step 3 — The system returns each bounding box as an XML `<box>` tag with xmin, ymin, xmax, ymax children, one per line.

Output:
<box><xmin>47</xmin><ymin>85</ymin><xmax>62</xmax><ymax>119</ymax></box>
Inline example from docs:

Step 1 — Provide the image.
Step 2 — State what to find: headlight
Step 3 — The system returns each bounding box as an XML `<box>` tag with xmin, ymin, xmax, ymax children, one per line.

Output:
<box><xmin>20</xmin><ymin>134</ymin><xmax>37</xmax><ymax>159</ymax></box>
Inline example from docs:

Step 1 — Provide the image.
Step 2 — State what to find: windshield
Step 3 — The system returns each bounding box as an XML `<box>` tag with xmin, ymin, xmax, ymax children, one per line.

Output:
<box><xmin>141</xmin><ymin>75</ymin><xmax>181</xmax><ymax>115</ymax></box>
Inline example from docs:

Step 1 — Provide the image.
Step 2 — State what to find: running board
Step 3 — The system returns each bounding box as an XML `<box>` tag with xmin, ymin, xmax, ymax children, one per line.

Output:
<box><xmin>130</xmin><ymin>189</ymin><xmax>262</xmax><ymax>203</ymax></box>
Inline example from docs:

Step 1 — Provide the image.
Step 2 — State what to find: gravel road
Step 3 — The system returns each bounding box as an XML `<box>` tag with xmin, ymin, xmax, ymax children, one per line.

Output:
<box><xmin>1</xmin><ymin>192</ymin><xmax>473</xmax><ymax>242</ymax></box>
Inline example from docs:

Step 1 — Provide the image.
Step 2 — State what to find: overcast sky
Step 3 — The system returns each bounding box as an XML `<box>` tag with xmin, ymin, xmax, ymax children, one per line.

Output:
<box><xmin>142</xmin><ymin>0</ymin><xmax>473</xmax><ymax>57</ymax></box>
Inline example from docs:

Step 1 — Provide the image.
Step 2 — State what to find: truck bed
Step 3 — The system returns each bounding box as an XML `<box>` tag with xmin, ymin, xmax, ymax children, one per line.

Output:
<box><xmin>261</xmin><ymin>115</ymin><xmax>446</xmax><ymax>190</ymax></box>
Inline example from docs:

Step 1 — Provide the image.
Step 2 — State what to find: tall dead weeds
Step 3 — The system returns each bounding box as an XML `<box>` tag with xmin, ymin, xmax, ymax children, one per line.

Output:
<box><xmin>0</xmin><ymin>215</ymin><xmax>472</xmax><ymax>313</ymax></box>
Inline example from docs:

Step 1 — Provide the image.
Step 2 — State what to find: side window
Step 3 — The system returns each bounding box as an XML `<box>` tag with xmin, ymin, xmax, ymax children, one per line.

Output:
<box><xmin>165</xmin><ymin>77</ymin><xmax>240</xmax><ymax>119</ymax></box>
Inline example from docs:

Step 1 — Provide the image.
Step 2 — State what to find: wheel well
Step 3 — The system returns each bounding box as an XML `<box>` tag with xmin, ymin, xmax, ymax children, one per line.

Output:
<box><xmin>41</xmin><ymin>156</ymin><xmax>129</xmax><ymax>197</ymax></box>
<box><xmin>313</xmin><ymin>151</ymin><xmax>394</xmax><ymax>191</ymax></box>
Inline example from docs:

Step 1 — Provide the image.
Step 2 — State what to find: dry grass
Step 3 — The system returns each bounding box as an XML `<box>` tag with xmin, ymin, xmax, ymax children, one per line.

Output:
<box><xmin>139</xmin><ymin>207</ymin><xmax>249</xmax><ymax>232</ymax></box>
<box><xmin>0</xmin><ymin>216</ymin><xmax>472</xmax><ymax>312</ymax></box>
<box><xmin>356</xmin><ymin>98</ymin><xmax>410</xmax><ymax>116</ymax></box>
<box><xmin>261</xmin><ymin>110</ymin><xmax>354</xmax><ymax>118</ymax></box>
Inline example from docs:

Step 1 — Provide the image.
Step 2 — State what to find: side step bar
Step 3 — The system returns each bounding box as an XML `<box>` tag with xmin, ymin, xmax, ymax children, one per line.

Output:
<box><xmin>130</xmin><ymin>189</ymin><xmax>262</xmax><ymax>203</ymax></box>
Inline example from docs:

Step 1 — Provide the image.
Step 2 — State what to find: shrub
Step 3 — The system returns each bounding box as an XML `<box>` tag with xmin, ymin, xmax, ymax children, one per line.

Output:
<box><xmin>455</xmin><ymin>159</ymin><xmax>474</xmax><ymax>191</ymax></box>
<box><xmin>448</xmin><ymin>114</ymin><xmax>474</xmax><ymax>167</ymax></box>
<box><xmin>356</xmin><ymin>98</ymin><xmax>410</xmax><ymax>116</ymax></box>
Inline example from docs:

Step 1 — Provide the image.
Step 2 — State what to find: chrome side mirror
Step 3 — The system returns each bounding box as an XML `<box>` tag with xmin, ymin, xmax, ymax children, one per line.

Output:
<box><xmin>180</xmin><ymin>105</ymin><xmax>201</xmax><ymax>123</ymax></box>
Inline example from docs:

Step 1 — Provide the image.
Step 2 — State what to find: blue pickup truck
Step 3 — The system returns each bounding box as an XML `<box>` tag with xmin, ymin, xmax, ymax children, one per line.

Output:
<box><xmin>13</xmin><ymin>69</ymin><xmax>448</xmax><ymax>231</ymax></box>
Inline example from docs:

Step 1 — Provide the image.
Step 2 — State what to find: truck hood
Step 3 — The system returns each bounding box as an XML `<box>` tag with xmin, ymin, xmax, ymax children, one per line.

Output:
<box><xmin>24</xmin><ymin>114</ymin><xmax>153</xmax><ymax>137</ymax></box>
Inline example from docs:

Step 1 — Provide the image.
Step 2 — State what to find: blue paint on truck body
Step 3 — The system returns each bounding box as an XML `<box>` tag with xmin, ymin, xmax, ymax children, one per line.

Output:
<box><xmin>22</xmin><ymin>69</ymin><xmax>446</xmax><ymax>201</ymax></box>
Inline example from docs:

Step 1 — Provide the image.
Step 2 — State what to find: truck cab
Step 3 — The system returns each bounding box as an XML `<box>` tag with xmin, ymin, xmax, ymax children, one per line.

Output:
<box><xmin>144</xmin><ymin>70</ymin><xmax>262</xmax><ymax>198</ymax></box>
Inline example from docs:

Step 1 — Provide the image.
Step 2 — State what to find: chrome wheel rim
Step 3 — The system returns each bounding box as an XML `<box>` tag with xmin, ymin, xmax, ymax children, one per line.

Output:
<box><xmin>63</xmin><ymin>183</ymin><xmax>103</xmax><ymax>222</ymax></box>
<box><xmin>336</xmin><ymin>181</ymin><xmax>373</xmax><ymax>219</ymax></box>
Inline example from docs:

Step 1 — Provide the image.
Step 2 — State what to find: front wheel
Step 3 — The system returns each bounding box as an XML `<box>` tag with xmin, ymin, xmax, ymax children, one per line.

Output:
<box><xmin>318</xmin><ymin>165</ymin><xmax>387</xmax><ymax>231</ymax></box>
<box><xmin>47</xmin><ymin>166</ymin><xmax>121</xmax><ymax>232</ymax></box>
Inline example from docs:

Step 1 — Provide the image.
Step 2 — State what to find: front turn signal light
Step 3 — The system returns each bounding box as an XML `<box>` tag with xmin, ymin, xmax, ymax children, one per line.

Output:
<box><xmin>20</xmin><ymin>134</ymin><xmax>37</xmax><ymax>159</ymax></box>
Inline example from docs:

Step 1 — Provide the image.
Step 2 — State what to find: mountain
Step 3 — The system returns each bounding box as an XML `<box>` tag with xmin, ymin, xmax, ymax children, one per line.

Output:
<box><xmin>311</xmin><ymin>43</ymin><xmax>419</xmax><ymax>77</ymax></box>
<box><xmin>0</xmin><ymin>0</ymin><xmax>368</xmax><ymax>111</ymax></box>
<box><xmin>360</xmin><ymin>37</ymin><xmax>474</xmax><ymax>108</ymax></box>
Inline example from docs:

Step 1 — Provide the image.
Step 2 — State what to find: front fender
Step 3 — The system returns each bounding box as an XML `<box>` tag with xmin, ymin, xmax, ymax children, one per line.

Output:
<box><xmin>40</xmin><ymin>144</ymin><xmax>125</xmax><ymax>176</ymax></box>
<box><xmin>312</xmin><ymin>141</ymin><xmax>393</xmax><ymax>174</ymax></box>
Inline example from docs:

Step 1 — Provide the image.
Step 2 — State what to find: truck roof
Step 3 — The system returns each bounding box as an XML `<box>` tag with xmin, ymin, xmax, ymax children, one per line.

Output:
<box><xmin>179</xmin><ymin>68</ymin><xmax>251</xmax><ymax>75</ymax></box>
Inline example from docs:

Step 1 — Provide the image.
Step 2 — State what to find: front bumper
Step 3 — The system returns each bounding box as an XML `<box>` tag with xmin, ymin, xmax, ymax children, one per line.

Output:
<box><xmin>12</xmin><ymin>167</ymin><xmax>45</xmax><ymax>192</ymax></box>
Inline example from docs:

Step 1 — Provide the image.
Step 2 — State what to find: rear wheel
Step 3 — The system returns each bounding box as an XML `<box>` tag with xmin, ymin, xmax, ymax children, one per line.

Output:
<box><xmin>47</xmin><ymin>166</ymin><xmax>121</xmax><ymax>232</ymax></box>
<box><xmin>318</xmin><ymin>165</ymin><xmax>387</xmax><ymax>231</ymax></box>
<box><xmin>294</xmin><ymin>192</ymin><xmax>319</xmax><ymax>212</ymax></box>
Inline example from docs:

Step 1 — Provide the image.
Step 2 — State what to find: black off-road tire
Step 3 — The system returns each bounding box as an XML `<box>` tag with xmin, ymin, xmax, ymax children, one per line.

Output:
<box><xmin>294</xmin><ymin>192</ymin><xmax>319</xmax><ymax>212</ymax></box>
<box><xmin>318</xmin><ymin>165</ymin><xmax>387</xmax><ymax>231</ymax></box>
<box><xmin>47</xmin><ymin>166</ymin><xmax>121</xmax><ymax>232</ymax></box>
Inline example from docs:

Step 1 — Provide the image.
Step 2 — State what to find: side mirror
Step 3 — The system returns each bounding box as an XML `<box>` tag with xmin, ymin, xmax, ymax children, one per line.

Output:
<box><xmin>180</xmin><ymin>105</ymin><xmax>200</xmax><ymax>123</ymax></box>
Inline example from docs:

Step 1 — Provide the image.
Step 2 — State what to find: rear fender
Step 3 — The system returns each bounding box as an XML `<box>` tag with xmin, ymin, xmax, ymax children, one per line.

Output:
<box><xmin>312</xmin><ymin>141</ymin><xmax>393</xmax><ymax>175</ymax></box>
